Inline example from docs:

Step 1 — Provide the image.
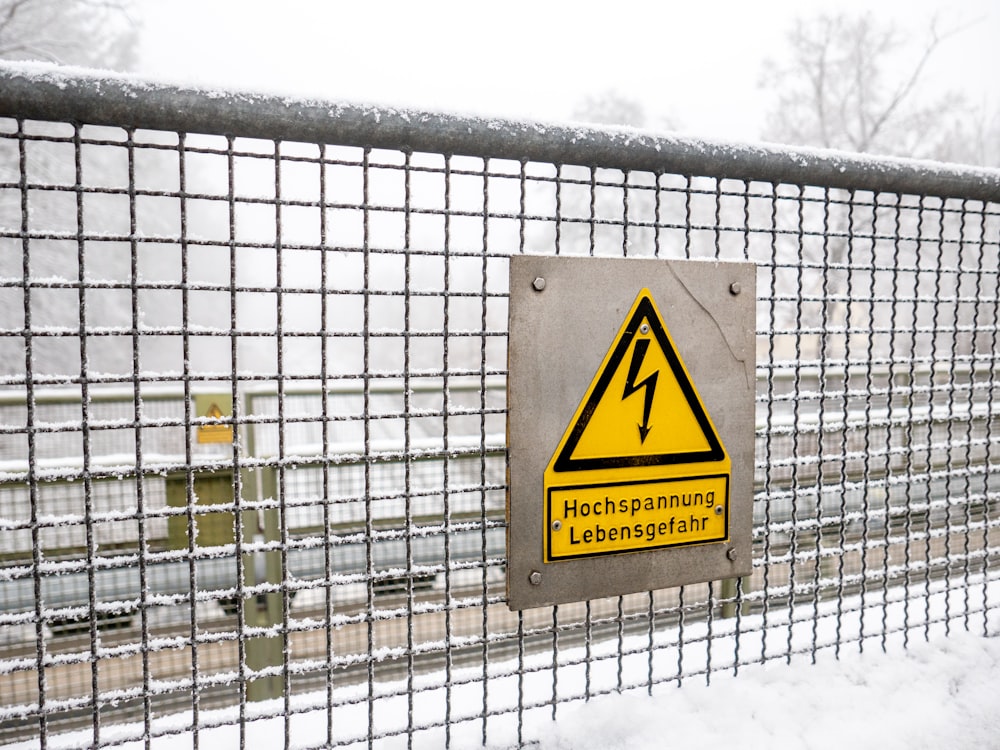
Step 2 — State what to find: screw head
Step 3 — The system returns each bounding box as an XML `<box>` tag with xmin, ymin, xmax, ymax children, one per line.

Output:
<box><xmin>729</xmin><ymin>282</ymin><xmax>742</xmax><ymax>296</ymax></box>
<box><xmin>532</xmin><ymin>277</ymin><xmax>546</xmax><ymax>292</ymax></box>
<box><xmin>640</xmin><ymin>323</ymin><xmax>650</xmax><ymax>334</ymax></box>
<box><xmin>528</xmin><ymin>570</ymin><xmax>543</xmax><ymax>585</ymax></box>
<box><xmin>551</xmin><ymin>520</ymin><xmax>562</xmax><ymax>532</ymax></box>
<box><xmin>715</xmin><ymin>505</ymin><xmax>724</xmax><ymax>515</ymax></box>
<box><xmin>726</xmin><ymin>548</ymin><xmax>738</xmax><ymax>561</ymax></box>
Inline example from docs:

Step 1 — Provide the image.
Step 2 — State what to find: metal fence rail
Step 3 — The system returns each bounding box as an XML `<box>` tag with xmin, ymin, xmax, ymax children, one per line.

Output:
<box><xmin>1</xmin><ymin>63</ymin><xmax>999</xmax><ymax>749</ymax></box>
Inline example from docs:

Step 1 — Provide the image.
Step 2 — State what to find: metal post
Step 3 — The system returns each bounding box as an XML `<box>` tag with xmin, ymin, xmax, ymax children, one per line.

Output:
<box><xmin>720</xmin><ymin>576</ymin><xmax>750</xmax><ymax>619</ymax></box>
<box><xmin>245</xmin><ymin>466</ymin><xmax>284</xmax><ymax>701</ymax></box>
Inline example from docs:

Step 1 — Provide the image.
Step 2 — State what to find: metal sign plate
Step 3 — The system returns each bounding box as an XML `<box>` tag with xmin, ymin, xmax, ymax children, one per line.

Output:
<box><xmin>507</xmin><ymin>256</ymin><xmax>756</xmax><ymax>610</ymax></box>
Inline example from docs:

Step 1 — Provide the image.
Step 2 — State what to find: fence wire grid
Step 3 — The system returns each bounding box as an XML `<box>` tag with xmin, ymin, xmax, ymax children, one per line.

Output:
<box><xmin>1</xmin><ymin>64</ymin><xmax>1000</xmax><ymax>749</ymax></box>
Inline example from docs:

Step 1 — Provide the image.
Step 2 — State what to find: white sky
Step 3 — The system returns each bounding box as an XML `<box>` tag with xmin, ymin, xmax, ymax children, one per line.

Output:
<box><xmin>135</xmin><ymin>0</ymin><xmax>999</xmax><ymax>145</ymax></box>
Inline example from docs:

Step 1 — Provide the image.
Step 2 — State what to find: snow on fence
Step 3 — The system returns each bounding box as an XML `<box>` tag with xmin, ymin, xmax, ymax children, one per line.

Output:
<box><xmin>1</xmin><ymin>62</ymin><xmax>999</xmax><ymax>749</ymax></box>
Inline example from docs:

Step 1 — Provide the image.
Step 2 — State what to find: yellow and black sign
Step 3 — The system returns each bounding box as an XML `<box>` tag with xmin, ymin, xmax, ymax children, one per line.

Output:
<box><xmin>543</xmin><ymin>288</ymin><xmax>730</xmax><ymax>561</ymax></box>
<box><xmin>195</xmin><ymin>393</ymin><xmax>234</xmax><ymax>445</ymax></box>
<box><xmin>507</xmin><ymin>255</ymin><xmax>755</xmax><ymax>610</ymax></box>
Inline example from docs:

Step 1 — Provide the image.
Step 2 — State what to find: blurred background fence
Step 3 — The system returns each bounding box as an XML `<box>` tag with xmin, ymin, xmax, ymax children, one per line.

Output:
<box><xmin>1</xmin><ymin>65</ymin><xmax>999</xmax><ymax>749</ymax></box>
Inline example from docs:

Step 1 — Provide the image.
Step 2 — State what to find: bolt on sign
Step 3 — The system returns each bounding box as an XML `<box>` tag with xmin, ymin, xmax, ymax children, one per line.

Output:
<box><xmin>507</xmin><ymin>256</ymin><xmax>755</xmax><ymax>610</ymax></box>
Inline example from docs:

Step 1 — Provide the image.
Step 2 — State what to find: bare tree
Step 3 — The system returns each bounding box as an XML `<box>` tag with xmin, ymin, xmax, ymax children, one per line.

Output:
<box><xmin>571</xmin><ymin>91</ymin><xmax>650</xmax><ymax>130</ymax></box>
<box><xmin>0</xmin><ymin>0</ymin><xmax>137</xmax><ymax>68</ymax></box>
<box><xmin>539</xmin><ymin>92</ymin><xmax>700</xmax><ymax>259</ymax></box>
<box><xmin>759</xmin><ymin>12</ymin><xmax>978</xmax><ymax>161</ymax></box>
<box><xmin>0</xmin><ymin>0</ymin><xmax>167</xmax><ymax>382</ymax></box>
<box><xmin>926</xmin><ymin>105</ymin><xmax>1000</xmax><ymax>168</ymax></box>
<box><xmin>759</xmin><ymin>12</ymin><xmax>997</xmax><ymax>366</ymax></box>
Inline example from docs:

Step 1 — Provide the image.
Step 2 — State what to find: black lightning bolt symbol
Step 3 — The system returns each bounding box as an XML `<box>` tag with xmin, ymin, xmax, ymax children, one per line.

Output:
<box><xmin>622</xmin><ymin>337</ymin><xmax>658</xmax><ymax>443</ymax></box>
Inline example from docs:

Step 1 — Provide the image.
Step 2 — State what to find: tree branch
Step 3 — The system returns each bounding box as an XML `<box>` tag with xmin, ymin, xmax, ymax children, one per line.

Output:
<box><xmin>866</xmin><ymin>16</ymin><xmax>972</xmax><ymax>146</ymax></box>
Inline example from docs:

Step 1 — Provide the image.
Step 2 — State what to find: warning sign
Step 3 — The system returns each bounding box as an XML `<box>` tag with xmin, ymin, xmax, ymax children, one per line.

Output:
<box><xmin>543</xmin><ymin>289</ymin><xmax>731</xmax><ymax>561</ymax></box>
<box><xmin>506</xmin><ymin>254</ymin><xmax>755</xmax><ymax>610</ymax></box>
<box><xmin>195</xmin><ymin>393</ymin><xmax>234</xmax><ymax>445</ymax></box>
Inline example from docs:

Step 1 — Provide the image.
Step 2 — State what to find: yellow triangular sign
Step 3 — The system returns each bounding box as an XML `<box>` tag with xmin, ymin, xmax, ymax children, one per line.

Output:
<box><xmin>543</xmin><ymin>289</ymin><xmax>730</xmax><ymax>561</ymax></box>
<box><xmin>549</xmin><ymin>288</ymin><xmax>726</xmax><ymax>473</ymax></box>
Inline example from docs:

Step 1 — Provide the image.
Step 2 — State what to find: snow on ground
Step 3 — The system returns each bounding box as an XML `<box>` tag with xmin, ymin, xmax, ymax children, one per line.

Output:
<box><xmin>14</xmin><ymin>582</ymin><xmax>1000</xmax><ymax>750</ymax></box>
<box><xmin>536</xmin><ymin>624</ymin><xmax>1000</xmax><ymax>750</ymax></box>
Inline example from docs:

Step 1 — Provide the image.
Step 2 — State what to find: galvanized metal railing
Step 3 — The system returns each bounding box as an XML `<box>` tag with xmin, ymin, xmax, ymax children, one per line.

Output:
<box><xmin>1</xmin><ymin>62</ymin><xmax>999</xmax><ymax>749</ymax></box>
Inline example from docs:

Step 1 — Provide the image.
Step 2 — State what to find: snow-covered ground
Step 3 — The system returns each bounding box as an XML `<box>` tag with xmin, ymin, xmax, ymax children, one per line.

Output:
<box><xmin>14</xmin><ymin>583</ymin><xmax>1000</xmax><ymax>750</ymax></box>
<box><xmin>539</xmin><ymin>624</ymin><xmax>1000</xmax><ymax>750</ymax></box>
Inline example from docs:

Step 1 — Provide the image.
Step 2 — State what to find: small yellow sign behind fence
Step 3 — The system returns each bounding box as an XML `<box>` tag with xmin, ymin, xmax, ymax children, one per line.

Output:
<box><xmin>195</xmin><ymin>393</ymin><xmax>234</xmax><ymax>444</ymax></box>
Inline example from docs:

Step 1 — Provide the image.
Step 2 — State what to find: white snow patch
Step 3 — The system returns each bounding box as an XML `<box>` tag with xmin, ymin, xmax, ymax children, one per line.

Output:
<box><xmin>537</xmin><ymin>627</ymin><xmax>1000</xmax><ymax>750</ymax></box>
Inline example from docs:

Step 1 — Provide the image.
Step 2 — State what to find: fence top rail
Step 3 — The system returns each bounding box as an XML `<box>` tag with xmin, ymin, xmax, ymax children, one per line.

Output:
<box><xmin>2</xmin><ymin>62</ymin><xmax>999</xmax><ymax>204</ymax></box>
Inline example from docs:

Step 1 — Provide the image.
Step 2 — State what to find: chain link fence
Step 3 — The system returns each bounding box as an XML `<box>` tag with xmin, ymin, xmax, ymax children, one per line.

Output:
<box><xmin>1</xmin><ymin>64</ymin><xmax>999</xmax><ymax>748</ymax></box>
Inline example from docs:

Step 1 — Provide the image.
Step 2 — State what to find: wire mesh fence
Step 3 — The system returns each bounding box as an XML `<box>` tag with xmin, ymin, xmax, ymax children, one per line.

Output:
<box><xmin>1</xmin><ymin>64</ymin><xmax>999</xmax><ymax>749</ymax></box>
